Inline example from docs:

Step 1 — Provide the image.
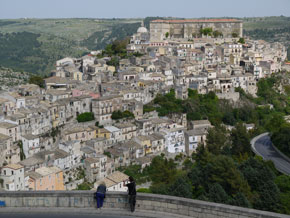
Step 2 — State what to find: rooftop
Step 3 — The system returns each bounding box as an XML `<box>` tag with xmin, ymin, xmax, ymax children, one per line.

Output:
<box><xmin>0</xmin><ymin>122</ymin><xmax>18</xmax><ymax>129</ymax></box>
<box><xmin>3</xmin><ymin>163</ymin><xmax>23</xmax><ymax>170</ymax></box>
<box><xmin>35</xmin><ymin>166</ymin><xmax>62</xmax><ymax>176</ymax></box>
<box><xmin>106</xmin><ymin>171</ymin><xmax>129</xmax><ymax>184</ymax></box>
<box><xmin>192</xmin><ymin>120</ymin><xmax>211</xmax><ymax>126</ymax></box>
<box><xmin>151</xmin><ymin>19</ymin><xmax>242</xmax><ymax>23</ymax></box>
<box><xmin>0</xmin><ymin>133</ymin><xmax>11</xmax><ymax>141</ymax></box>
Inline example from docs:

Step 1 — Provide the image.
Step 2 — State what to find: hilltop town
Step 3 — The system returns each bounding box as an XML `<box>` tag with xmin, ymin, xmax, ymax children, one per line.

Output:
<box><xmin>0</xmin><ymin>19</ymin><xmax>288</xmax><ymax>192</ymax></box>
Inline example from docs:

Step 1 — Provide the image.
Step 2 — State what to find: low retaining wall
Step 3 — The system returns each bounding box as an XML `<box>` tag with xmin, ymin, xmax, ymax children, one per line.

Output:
<box><xmin>0</xmin><ymin>191</ymin><xmax>289</xmax><ymax>218</ymax></box>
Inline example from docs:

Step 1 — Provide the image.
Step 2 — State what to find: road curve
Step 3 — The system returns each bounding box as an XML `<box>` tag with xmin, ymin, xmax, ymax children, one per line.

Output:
<box><xmin>251</xmin><ymin>133</ymin><xmax>290</xmax><ymax>175</ymax></box>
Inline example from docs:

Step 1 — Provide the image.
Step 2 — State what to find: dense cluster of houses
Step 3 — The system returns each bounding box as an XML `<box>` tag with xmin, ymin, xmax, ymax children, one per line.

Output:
<box><xmin>0</xmin><ymin>20</ymin><xmax>287</xmax><ymax>192</ymax></box>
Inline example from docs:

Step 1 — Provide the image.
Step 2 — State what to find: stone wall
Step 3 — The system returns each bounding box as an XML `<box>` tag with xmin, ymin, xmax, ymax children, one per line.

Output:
<box><xmin>150</xmin><ymin>20</ymin><xmax>243</xmax><ymax>41</ymax></box>
<box><xmin>216</xmin><ymin>92</ymin><xmax>240</xmax><ymax>102</ymax></box>
<box><xmin>0</xmin><ymin>191</ymin><xmax>289</xmax><ymax>218</ymax></box>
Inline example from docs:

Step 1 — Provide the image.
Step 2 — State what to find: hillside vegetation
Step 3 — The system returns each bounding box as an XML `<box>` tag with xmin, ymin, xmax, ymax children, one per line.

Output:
<box><xmin>0</xmin><ymin>16</ymin><xmax>289</xmax><ymax>75</ymax></box>
<box><xmin>0</xmin><ymin>18</ymin><xmax>141</xmax><ymax>75</ymax></box>
<box><xmin>243</xmin><ymin>16</ymin><xmax>290</xmax><ymax>60</ymax></box>
<box><xmin>126</xmin><ymin>73</ymin><xmax>290</xmax><ymax>215</ymax></box>
<box><xmin>0</xmin><ymin>66</ymin><xmax>30</xmax><ymax>90</ymax></box>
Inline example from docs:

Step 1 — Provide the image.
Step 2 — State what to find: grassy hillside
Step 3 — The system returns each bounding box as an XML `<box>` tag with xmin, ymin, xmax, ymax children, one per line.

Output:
<box><xmin>0</xmin><ymin>18</ymin><xmax>142</xmax><ymax>75</ymax></box>
<box><xmin>0</xmin><ymin>16</ymin><xmax>289</xmax><ymax>75</ymax></box>
<box><xmin>242</xmin><ymin>16</ymin><xmax>290</xmax><ymax>60</ymax></box>
<box><xmin>0</xmin><ymin>66</ymin><xmax>30</xmax><ymax>90</ymax></box>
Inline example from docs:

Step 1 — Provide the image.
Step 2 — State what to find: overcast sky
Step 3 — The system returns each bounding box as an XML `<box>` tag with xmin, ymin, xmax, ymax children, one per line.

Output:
<box><xmin>0</xmin><ymin>0</ymin><xmax>289</xmax><ymax>19</ymax></box>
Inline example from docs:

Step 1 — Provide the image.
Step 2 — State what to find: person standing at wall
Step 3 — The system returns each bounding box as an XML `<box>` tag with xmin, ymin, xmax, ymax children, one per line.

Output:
<box><xmin>124</xmin><ymin>176</ymin><xmax>136</xmax><ymax>212</ymax></box>
<box><xmin>95</xmin><ymin>182</ymin><xmax>106</xmax><ymax>209</ymax></box>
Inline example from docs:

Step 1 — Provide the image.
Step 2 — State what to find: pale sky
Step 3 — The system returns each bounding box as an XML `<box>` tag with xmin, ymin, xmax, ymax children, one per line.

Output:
<box><xmin>0</xmin><ymin>0</ymin><xmax>289</xmax><ymax>19</ymax></box>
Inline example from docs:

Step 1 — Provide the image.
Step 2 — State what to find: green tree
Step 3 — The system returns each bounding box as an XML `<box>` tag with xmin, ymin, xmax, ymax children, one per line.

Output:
<box><xmin>107</xmin><ymin>56</ymin><xmax>119</xmax><ymax>67</ymax></box>
<box><xmin>203</xmin><ymin>155</ymin><xmax>252</xmax><ymax>198</ymax></box>
<box><xmin>271</xmin><ymin>124</ymin><xmax>290</xmax><ymax>158</ymax></box>
<box><xmin>76</xmin><ymin>182</ymin><xmax>93</xmax><ymax>190</ymax></box>
<box><xmin>232</xmin><ymin>32</ymin><xmax>238</xmax><ymax>38</ymax></box>
<box><xmin>275</xmin><ymin>175</ymin><xmax>290</xmax><ymax>214</ymax></box>
<box><xmin>213</xmin><ymin>30</ymin><xmax>223</xmax><ymax>38</ymax></box>
<box><xmin>206</xmin><ymin>183</ymin><xmax>231</xmax><ymax>204</ymax></box>
<box><xmin>231</xmin><ymin>192</ymin><xmax>251</xmax><ymax>208</ymax></box>
<box><xmin>76</xmin><ymin>112</ymin><xmax>95</xmax><ymax>122</ymax></box>
<box><xmin>168</xmin><ymin>175</ymin><xmax>192</xmax><ymax>198</ymax></box>
<box><xmin>17</xmin><ymin>140</ymin><xmax>26</xmax><ymax>161</ymax></box>
<box><xmin>188</xmin><ymin>166</ymin><xmax>204</xmax><ymax>197</ymax></box>
<box><xmin>111</xmin><ymin>110</ymin><xmax>123</xmax><ymax>120</ymax></box>
<box><xmin>200</xmin><ymin>28</ymin><xmax>213</xmax><ymax>36</ymax></box>
<box><xmin>143</xmin><ymin>104</ymin><xmax>155</xmax><ymax>113</ymax></box>
<box><xmin>122</xmin><ymin>110</ymin><xmax>135</xmax><ymax>118</ymax></box>
<box><xmin>29</xmin><ymin>75</ymin><xmax>44</xmax><ymax>88</ymax></box>
<box><xmin>148</xmin><ymin>155</ymin><xmax>177</xmax><ymax>185</ymax></box>
<box><xmin>137</xmin><ymin>188</ymin><xmax>152</xmax><ymax>193</ymax></box>
<box><xmin>165</xmin><ymin>32</ymin><xmax>169</xmax><ymax>38</ymax></box>
<box><xmin>239</xmin><ymin>158</ymin><xmax>280</xmax><ymax>212</ymax></box>
<box><xmin>206</xmin><ymin>125</ymin><xmax>230</xmax><ymax>155</ymax></box>
<box><xmin>238</xmin><ymin>38</ymin><xmax>245</xmax><ymax>44</ymax></box>
<box><xmin>231</xmin><ymin>123</ymin><xmax>251</xmax><ymax>156</ymax></box>
<box><xmin>111</xmin><ymin>110</ymin><xmax>134</xmax><ymax>120</ymax></box>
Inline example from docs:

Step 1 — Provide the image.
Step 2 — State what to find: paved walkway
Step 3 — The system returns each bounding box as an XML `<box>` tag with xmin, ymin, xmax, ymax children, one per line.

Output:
<box><xmin>0</xmin><ymin>208</ymin><xmax>186</xmax><ymax>218</ymax></box>
<box><xmin>0</xmin><ymin>214</ymin><xmax>134</xmax><ymax>218</ymax></box>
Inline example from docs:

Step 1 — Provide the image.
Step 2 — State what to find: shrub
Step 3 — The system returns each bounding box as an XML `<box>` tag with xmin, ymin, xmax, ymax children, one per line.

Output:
<box><xmin>232</xmin><ymin>32</ymin><xmax>238</xmax><ymax>38</ymax></box>
<box><xmin>111</xmin><ymin>110</ymin><xmax>134</xmax><ymax>120</ymax></box>
<box><xmin>137</xmin><ymin>188</ymin><xmax>152</xmax><ymax>193</ymax></box>
<box><xmin>238</xmin><ymin>38</ymin><xmax>245</xmax><ymax>44</ymax></box>
<box><xmin>77</xmin><ymin>112</ymin><xmax>94</xmax><ymax>123</ymax></box>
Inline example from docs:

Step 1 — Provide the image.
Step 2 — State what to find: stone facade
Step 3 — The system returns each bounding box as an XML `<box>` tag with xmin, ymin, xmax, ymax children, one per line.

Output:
<box><xmin>150</xmin><ymin>19</ymin><xmax>243</xmax><ymax>41</ymax></box>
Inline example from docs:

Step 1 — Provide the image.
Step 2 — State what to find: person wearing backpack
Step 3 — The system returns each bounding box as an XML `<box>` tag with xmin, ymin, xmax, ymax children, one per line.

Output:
<box><xmin>124</xmin><ymin>176</ymin><xmax>136</xmax><ymax>212</ymax></box>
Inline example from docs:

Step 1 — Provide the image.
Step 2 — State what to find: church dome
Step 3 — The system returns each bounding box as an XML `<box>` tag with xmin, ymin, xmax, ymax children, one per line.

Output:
<box><xmin>137</xmin><ymin>27</ymin><xmax>148</xmax><ymax>33</ymax></box>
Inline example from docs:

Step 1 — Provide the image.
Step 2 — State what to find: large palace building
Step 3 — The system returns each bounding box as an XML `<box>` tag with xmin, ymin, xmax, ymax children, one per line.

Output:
<box><xmin>150</xmin><ymin>19</ymin><xmax>243</xmax><ymax>41</ymax></box>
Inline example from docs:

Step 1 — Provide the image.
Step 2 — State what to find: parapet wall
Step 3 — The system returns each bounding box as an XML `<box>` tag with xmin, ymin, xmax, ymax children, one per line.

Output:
<box><xmin>0</xmin><ymin>191</ymin><xmax>288</xmax><ymax>218</ymax></box>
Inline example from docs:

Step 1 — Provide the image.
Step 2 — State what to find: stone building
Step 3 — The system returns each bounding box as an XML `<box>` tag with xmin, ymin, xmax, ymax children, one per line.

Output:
<box><xmin>0</xmin><ymin>164</ymin><xmax>25</xmax><ymax>191</ymax></box>
<box><xmin>26</xmin><ymin>166</ymin><xmax>64</xmax><ymax>191</ymax></box>
<box><xmin>92</xmin><ymin>95</ymin><xmax>122</xmax><ymax>125</ymax></box>
<box><xmin>150</xmin><ymin>19</ymin><xmax>243</xmax><ymax>41</ymax></box>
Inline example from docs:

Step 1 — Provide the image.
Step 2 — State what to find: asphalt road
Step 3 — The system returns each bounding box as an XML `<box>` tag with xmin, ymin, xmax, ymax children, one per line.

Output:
<box><xmin>253</xmin><ymin>134</ymin><xmax>290</xmax><ymax>175</ymax></box>
<box><xmin>0</xmin><ymin>214</ymin><xmax>135</xmax><ymax>218</ymax></box>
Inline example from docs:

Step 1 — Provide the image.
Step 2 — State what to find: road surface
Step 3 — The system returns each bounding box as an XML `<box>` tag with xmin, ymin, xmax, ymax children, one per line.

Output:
<box><xmin>252</xmin><ymin>133</ymin><xmax>290</xmax><ymax>175</ymax></box>
<box><xmin>0</xmin><ymin>214</ymin><xmax>135</xmax><ymax>218</ymax></box>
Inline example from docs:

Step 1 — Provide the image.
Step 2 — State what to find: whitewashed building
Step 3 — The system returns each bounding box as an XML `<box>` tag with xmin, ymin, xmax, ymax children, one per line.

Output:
<box><xmin>0</xmin><ymin>164</ymin><xmax>25</xmax><ymax>191</ymax></box>
<box><xmin>160</xmin><ymin>126</ymin><xmax>185</xmax><ymax>153</ymax></box>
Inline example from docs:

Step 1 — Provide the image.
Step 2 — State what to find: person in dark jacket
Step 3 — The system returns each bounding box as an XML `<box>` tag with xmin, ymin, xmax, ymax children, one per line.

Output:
<box><xmin>96</xmin><ymin>182</ymin><xmax>106</xmax><ymax>209</ymax></box>
<box><xmin>124</xmin><ymin>176</ymin><xmax>136</xmax><ymax>212</ymax></box>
